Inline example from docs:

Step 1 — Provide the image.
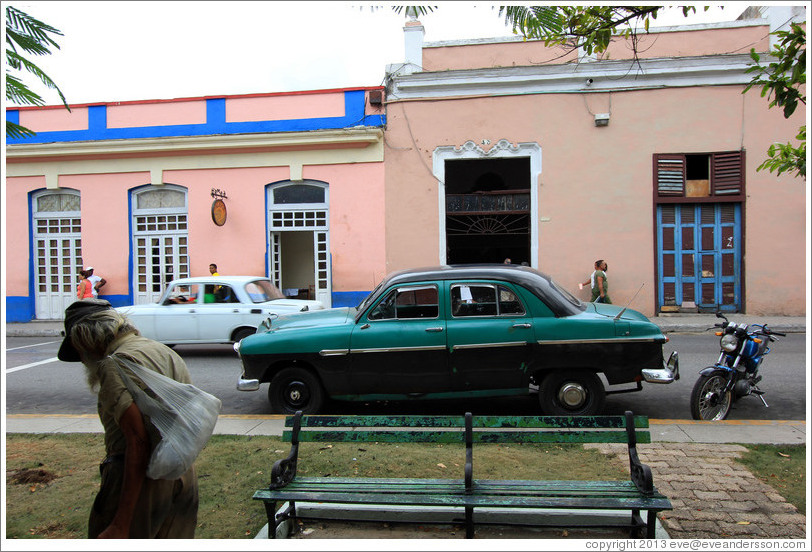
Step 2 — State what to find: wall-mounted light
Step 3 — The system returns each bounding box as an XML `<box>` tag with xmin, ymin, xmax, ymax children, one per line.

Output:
<box><xmin>594</xmin><ymin>113</ymin><xmax>610</xmax><ymax>127</ymax></box>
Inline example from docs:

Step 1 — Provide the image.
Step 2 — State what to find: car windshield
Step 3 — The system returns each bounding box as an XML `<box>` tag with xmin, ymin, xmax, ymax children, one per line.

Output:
<box><xmin>245</xmin><ymin>280</ymin><xmax>286</xmax><ymax>303</ymax></box>
<box><xmin>548</xmin><ymin>278</ymin><xmax>583</xmax><ymax>310</ymax></box>
<box><xmin>357</xmin><ymin>281</ymin><xmax>385</xmax><ymax>311</ymax></box>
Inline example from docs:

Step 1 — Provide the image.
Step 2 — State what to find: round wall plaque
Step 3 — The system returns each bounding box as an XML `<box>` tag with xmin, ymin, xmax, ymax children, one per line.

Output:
<box><xmin>211</xmin><ymin>199</ymin><xmax>227</xmax><ymax>226</ymax></box>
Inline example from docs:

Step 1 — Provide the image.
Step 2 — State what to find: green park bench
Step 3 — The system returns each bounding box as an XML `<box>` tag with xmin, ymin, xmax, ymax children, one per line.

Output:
<box><xmin>253</xmin><ymin>410</ymin><xmax>671</xmax><ymax>539</ymax></box>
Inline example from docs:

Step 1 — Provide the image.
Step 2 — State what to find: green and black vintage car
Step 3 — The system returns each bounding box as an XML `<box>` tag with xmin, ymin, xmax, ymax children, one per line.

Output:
<box><xmin>236</xmin><ymin>265</ymin><xmax>679</xmax><ymax>415</ymax></box>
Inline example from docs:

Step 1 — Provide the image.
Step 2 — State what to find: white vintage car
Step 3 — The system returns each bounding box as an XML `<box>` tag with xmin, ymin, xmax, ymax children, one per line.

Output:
<box><xmin>116</xmin><ymin>276</ymin><xmax>324</xmax><ymax>345</ymax></box>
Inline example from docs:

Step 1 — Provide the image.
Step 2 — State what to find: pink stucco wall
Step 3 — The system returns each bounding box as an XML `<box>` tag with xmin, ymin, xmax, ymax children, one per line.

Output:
<box><xmin>383</xmin><ymin>83</ymin><xmax>806</xmax><ymax>316</ymax></box>
<box><xmin>18</xmin><ymin>106</ymin><xmax>89</xmax><ymax>132</ymax></box>
<box><xmin>107</xmin><ymin>100</ymin><xmax>207</xmax><ymax>128</ymax></box>
<box><xmin>423</xmin><ymin>24</ymin><xmax>770</xmax><ymax>72</ymax></box>
<box><xmin>165</xmin><ymin>167</ymin><xmax>287</xmax><ymax>278</ymax></box>
<box><xmin>226</xmin><ymin>92</ymin><xmax>346</xmax><ymax>122</ymax></box>
<box><xmin>305</xmin><ymin>163</ymin><xmax>387</xmax><ymax>291</ymax></box>
<box><xmin>4</xmin><ymin>173</ymin><xmax>145</xmax><ymax>297</ymax></box>
<box><xmin>5</xmin><ymin>176</ymin><xmax>44</xmax><ymax>296</ymax></box>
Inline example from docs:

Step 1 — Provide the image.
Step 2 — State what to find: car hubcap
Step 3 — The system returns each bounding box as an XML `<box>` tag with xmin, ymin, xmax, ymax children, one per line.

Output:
<box><xmin>558</xmin><ymin>382</ymin><xmax>587</xmax><ymax>408</ymax></box>
<box><xmin>285</xmin><ymin>381</ymin><xmax>308</xmax><ymax>406</ymax></box>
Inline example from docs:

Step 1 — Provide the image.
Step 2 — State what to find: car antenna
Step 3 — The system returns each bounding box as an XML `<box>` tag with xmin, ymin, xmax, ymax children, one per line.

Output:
<box><xmin>614</xmin><ymin>283</ymin><xmax>645</xmax><ymax>320</ymax></box>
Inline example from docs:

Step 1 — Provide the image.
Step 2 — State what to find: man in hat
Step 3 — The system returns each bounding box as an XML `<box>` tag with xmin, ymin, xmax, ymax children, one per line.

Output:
<box><xmin>59</xmin><ymin>299</ymin><xmax>198</xmax><ymax>538</ymax></box>
<box><xmin>84</xmin><ymin>266</ymin><xmax>107</xmax><ymax>298</ymax></box>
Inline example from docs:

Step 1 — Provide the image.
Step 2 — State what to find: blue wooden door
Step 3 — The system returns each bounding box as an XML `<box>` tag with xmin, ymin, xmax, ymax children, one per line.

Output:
<box><xmin>657</xmin><ymin>203</ymin><xmax>741</xmax><ymax>312</ymax></box>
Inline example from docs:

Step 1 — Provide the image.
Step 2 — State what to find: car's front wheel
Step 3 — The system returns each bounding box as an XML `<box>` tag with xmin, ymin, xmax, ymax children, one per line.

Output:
<box><xmin>539</xmin><ymin>370</ymin><xmax>606</xmax><ymax>416</ymax></box>
<box><xmin>268</xmin><ymin>367</ymin><xmax>325</xmax><ymax>414</ymax></box>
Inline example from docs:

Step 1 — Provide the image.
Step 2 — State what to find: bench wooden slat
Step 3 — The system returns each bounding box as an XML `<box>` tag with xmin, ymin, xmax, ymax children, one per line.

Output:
<box><xmin>257</xmin><ymin>477</ymin><xmax>664</xmax><ymax>497</ymax></box>
<box><xmin>284</xmin><ymin>429</ymin><xmax>649</xmax><ymax>444</ymax></box>
<box><xmin>254</xmin><ymin>489</ymin><xmax>672</xmax><ymax>511</ymax></box>
<box><xmin>286</xmin><ymin>414</ymin><xmax>649</xmax><ymax>430</ymax></box>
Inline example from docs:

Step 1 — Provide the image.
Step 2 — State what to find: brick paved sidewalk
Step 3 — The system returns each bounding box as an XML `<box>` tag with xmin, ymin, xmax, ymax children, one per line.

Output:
<box><xmin>586</xmin><ymin>443</ymin><xmax>806</xmax><ymax>539</ymax></box>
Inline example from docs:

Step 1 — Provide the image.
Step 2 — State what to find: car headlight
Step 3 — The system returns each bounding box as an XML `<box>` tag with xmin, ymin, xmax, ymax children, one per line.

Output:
<box><xmin>233</xmin><ymin>341</ymin><xmax>241</xmax><ymax>354</ymax></box>
<box><xmin>720</xmin><ymin>334</ymin><xmax>739</xmax><ymax>352</ymax></box>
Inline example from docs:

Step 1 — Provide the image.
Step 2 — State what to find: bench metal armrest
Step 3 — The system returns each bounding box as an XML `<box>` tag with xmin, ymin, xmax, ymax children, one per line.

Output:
<box><xmin>624</xmin><ymin>410</ymin><xmax>654</xmax><ymax>496</ymax></box>
<box><xmin>464</xmin><ymin>412</ymin><xmax>473</xmax><ymax>492</ymax></box>
<box><xmin>269</xmin><ymin>410</ymin><xmax>303</xmax><ymax>490</ymax></box>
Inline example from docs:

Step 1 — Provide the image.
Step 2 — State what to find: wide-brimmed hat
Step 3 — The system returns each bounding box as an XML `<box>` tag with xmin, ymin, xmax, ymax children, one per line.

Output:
<box><xmin>58</xmin><ymin>299</ymin><xmax>113</xmax><ymax>362</ymax></box>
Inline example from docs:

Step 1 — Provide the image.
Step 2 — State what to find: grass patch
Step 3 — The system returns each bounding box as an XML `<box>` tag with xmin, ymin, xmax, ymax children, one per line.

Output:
<box><xmin>7</xmin><ymin>433</ymin><xmax>805</xmax><ymax>539</ymax></box>
<box><xmin>5</xmin><ymin>433</ymin><xmax>623</xmax><ymax>539</ymax></box>
<box><xmin>735</xmin><ymin>444</ymin><xmax>806</xmax><ymax>513</ymax></box>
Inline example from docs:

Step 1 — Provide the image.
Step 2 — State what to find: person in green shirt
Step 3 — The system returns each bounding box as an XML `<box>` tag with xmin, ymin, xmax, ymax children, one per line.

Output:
<box><xmin>591</xmin><ymin>259</ymin><xmax>611</xmax><ymax>304</ymax></box>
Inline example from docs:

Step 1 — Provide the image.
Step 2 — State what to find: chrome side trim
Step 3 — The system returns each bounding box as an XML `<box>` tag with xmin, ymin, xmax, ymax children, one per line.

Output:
<box><xmin>451</xmin><ymin>341</ymin><xmax>528</xmax><ymax>352</ymax></box>
<box><xmin>351</xmin><ymin>345</ymin><xmax>446</xmax><ymax>354</ymax></box>
<box><xmin>537</xmin><ymin>337</ymin><xmax>660</xmax><ymax>345</ymax></box>
<box><xmin>319</xmin><ymin>349</ymin><xmax>350</xmax><ymax>357</ymax></box>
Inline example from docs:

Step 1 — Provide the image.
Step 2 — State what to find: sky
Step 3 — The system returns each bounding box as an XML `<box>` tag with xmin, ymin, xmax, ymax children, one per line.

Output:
<box><xmin>7</xmin><ymin>2</ymin><xmax>749</xmax><ymax>108</ymax></box>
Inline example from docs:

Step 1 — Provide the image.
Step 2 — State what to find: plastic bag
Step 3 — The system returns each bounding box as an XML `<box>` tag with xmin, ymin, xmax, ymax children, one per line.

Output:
<box><xmin>111</xmin><ymin>354</ymin><xmax>222</xmax><ymax>480</ymax></box>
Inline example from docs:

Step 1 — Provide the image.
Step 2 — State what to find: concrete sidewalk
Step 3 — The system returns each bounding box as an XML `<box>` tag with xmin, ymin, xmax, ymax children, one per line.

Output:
<box><xmin>3</xmin><ymin>413</ymin><xmax>807</xmax><ymax>445</ymax></box>
<box><xmin>4</xmin><ymin>313</ymin><xmax>808</xmax><ymax>337</ymax></box>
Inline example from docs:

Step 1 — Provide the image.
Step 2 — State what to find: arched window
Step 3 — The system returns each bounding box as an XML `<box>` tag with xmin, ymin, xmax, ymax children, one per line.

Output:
<box><xmin>31</xmin><ymin>190</ymin><xmax>82</xmax><ymax>319</ymax></box>
<box><xmin>131</xmin><ymin>185</ymin><xmax>189</xmax><ymax>304</ymax></box>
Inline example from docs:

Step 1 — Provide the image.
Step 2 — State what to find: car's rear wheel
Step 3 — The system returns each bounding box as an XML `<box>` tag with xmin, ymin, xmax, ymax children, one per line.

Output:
<box><xmin>268</xmin><ymin>367</ymin><xmax>324</xmax><ymax>414</ymax></box>
<box><xmin>539</xmin><ymin>370</ymin><xmax>605</xmax><ymax>416</ymax></box>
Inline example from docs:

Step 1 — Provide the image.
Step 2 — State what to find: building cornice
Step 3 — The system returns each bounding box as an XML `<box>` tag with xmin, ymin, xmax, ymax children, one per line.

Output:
<box><xmin>6</xmin><ymin>127</ymin><xmax>383</xmax><ymax>161</ymax></box>
<box><xmin>387</xmin><ymin>54</ymin><xmax>758</xmax><ymax>101</ymax></box>
<box><xmin>422</xmin><ymin>20</ymin><xmax>766</xmax><ymax>49</ymax></box>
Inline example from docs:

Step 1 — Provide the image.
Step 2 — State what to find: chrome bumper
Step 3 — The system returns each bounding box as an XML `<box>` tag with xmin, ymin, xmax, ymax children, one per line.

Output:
<box><xmin>237</xmin><ymin>376</ymin><xmax>260</xmax><ymax>392</ymax></box>
<box><xmin>642</xmin><ymin>351</ymin><xmax>680</xmax><ymax>384</ymax></box>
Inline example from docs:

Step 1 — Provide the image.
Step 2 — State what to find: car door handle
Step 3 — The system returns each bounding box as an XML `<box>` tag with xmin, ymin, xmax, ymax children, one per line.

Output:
<box><xmin>425</xmin><ymin>327</ymin><xmax>444</xmax><ymax>333</ymax></box>
<box><xmin>234</xmin><ymin>309</ymin><xmax>241</xmax><ymax>313</ymax></box>
<box><xmin>512</xmin><ymin>323</ymin><xmax>532</xmax><ymax>329</ymax></box>
<box><xmin>251</xmin><ymin>309</ymin><xmax>262</xmax><ymax>314</ymax></box>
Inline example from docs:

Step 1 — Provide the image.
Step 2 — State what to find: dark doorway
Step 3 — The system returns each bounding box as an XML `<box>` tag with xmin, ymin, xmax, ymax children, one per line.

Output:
<box><xmin>445</xmin><ymin>158</ymin><xmax>531</xmax><ymax>265</ymax></box>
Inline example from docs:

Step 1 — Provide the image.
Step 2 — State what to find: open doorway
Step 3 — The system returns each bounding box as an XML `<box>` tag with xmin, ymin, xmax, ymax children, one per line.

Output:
<box><xmin>444</xmin><ymin>157</ymin><xmax>531</xmax><ymax>265</ymax></box>
<box><xmin>280</xmin><ymin>232</ymin><xmax>315</xmax><ymax>299</ymax></box>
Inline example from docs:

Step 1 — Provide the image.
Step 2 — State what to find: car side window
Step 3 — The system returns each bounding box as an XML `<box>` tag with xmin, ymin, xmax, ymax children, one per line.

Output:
<box><xmin>203</xmin><ymin>284</ymin><xmax>237</xmax><ymax>303</ymax></box>
<box><xmin>368</xmin><ymin>285</ymin><xmax>439</xmax><ymax>320</ymax></box>
<box><xmin>451</xmin><ymin>284</ymin><xmax>525</xmax><ymax>317</ymax></box>
<box><xmin>164</xmin><ymin>284</ymin><xmax>200</xmax><ymax>305</ymax></box>
<box><xmin>498</xmin><ymin>285</ymin><xmax>526</xmax><ymax>315</ymax></box>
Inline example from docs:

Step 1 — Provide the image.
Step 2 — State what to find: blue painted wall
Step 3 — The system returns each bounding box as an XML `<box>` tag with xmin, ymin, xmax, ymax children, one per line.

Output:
<box><xmin>7</xmin><ymin>91</ymin><xmax>384</xmax><ymax>145</ymax></box>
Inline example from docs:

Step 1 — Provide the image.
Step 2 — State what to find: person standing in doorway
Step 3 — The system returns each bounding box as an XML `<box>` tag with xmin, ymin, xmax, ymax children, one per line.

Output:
<box><xmin>85</xmin><ymin>267</ymin><xmax>107</xmax><ymax>298</ymax></box>
<box><xmin>58</xmin><ymin>299</ymin><xmax>199</xmax><ymax>538</ymax></box>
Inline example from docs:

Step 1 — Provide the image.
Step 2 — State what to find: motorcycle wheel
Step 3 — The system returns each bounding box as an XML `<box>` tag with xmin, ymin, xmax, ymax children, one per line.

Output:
<box><xmin>690</xmin><ymin>371</ymin><xmax>733</xmax><ymax>420</ymax></box>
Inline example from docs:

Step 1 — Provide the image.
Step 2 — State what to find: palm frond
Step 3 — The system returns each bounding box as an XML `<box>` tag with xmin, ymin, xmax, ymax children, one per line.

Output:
<box><xmin>392</xmin><ymin>6</ymin><xmax>436</xmax><ymax>18</ymax></box>
<box><xmin>6</xmin><ymin>119</ymin><xmax>37</xmax><ymax>139</ymax></box>
<box><xmin>6</xmin><ymin>72</ymin><xmax>45</xmax><ymax>106</ymax></box>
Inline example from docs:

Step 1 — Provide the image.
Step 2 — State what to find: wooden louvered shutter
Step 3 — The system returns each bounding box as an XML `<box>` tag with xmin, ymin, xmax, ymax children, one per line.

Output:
<box><xmin>656</xmin><ymin>155</ymin><xmax>685</xmax><ymax>196</ymax></box>
<box><xmin>711</xmin><ymin>151</ymin><xmax>744</xmax><ymax>195</ymax></box>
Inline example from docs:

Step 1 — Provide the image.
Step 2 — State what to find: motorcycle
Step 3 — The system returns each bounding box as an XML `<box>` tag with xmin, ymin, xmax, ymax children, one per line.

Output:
<box><xmin>690</xmin><ymin>312</ymin><xmax>785</xmax><ymax>421</ymax></box>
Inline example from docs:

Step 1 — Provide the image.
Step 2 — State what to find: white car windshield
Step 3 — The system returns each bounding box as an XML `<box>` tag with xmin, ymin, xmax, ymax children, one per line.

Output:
<box><xmin>246</xmin><ymin>280</ymin><xmax>286</xmax><ymax>303</ymax></box>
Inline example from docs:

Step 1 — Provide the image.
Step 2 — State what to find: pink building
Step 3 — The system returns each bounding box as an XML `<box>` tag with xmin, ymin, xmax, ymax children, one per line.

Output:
<box><xmin>6</xmin><ymin>88</ymin><xmax>386</xmax><ymax>320</ymax></box>
<box><xmin>381</xmin><ymin>7</ymin><xmax>807</xmax><ymax>316</ymax></box>
<box><xmin>5</xmin><ymin>7</ymin><xmax>807</xmax><ymax>321</ymax></box>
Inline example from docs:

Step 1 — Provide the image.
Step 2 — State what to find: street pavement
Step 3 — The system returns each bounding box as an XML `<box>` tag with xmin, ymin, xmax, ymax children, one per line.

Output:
<box><xmin>4</xmin><ymin>314</ymin><xmax>808</xmax><ymax>540</ymax></box>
